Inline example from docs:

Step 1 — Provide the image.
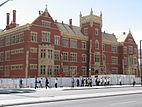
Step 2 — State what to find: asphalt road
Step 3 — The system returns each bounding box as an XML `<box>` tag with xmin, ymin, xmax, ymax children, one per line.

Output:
<box><xmin>1</xmin><ymin>87</ymin><xmax>142</xmax><ymax>101</ymax></box>
<box><xmin>14</xmin><ymin>93</ymin><xmax>142</xmax><ymax>107</ymax></box>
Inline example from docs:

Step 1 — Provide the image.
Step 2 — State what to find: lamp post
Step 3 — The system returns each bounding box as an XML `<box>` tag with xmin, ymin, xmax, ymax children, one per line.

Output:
<box><xmin>140</xmin><ymin>40</ymin><xmax>142</xmax><ymax>85</ymax></box>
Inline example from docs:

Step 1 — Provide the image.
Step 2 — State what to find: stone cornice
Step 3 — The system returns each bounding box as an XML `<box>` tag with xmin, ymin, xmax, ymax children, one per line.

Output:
<box><xmin>0</xmin><ymin>24</ymin><xmax>30</xmax><ymax>36</ymax></box>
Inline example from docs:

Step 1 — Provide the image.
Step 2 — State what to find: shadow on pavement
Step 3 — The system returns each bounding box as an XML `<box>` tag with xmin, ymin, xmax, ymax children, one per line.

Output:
<box><xmin>0</xmin><ymin>88</ymin><xmax>35</xmax><ymax>94</ymax></box>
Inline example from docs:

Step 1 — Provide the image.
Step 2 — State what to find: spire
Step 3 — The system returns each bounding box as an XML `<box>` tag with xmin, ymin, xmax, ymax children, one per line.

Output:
<box><xmin>90</xmin><ymin>8</ymin><xmax>93</xmax><ymax>15</ymax></box>
<box><xmin>129</xmin><ymin>28</ymin><xmax>131</xmax><ymax>34</ymax></box>
<box><xmin>80</xmin><ymin>11</ymin><xmax>82</xmax><ymax>17</ymax></box>
<box><xmin>45</xmin><ymin>4</ymin><xmax>48</xmax><ymax>12</ymax></box>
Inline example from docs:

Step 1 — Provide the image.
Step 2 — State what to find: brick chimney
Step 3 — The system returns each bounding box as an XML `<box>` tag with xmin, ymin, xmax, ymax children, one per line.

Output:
<box><xmin>6</xmin><ymin>13</ymin><xmax>10</xmax><ymax>25</ymax></box>
<box><xmin>13</xmin><ymin>10</ymin><xmax>16</xmax><ymax>23</ymax></box>
<box><xmin>69</xmin><ymin>19</ymin><xmax>72</xmax><ymax>28</ymax></box>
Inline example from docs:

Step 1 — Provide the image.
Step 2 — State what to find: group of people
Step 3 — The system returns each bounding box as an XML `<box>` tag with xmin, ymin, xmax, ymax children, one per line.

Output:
<box><xmin>72</xmin><ymin>78</ymin><xmax>93</xmax><ymax>87</ymax></box>
<box><xmin>95</xmin><ymin>77</ymin><xmax>110</xmax><ymax>86</ymax></box>
<box><xmin>19</xmin><ymin>77</ymin><xmax>136</xmax><ymax>88</ymax></box>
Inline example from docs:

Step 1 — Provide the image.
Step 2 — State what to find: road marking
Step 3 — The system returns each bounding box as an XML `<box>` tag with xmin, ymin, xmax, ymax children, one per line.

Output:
<box><xmin>110</xmin><ymin>101</ymin><xmax>136</xmax><ymax>106</ymax></box>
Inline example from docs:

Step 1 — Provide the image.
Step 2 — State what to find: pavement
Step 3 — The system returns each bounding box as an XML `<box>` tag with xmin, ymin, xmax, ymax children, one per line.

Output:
<box><xmin>0</xmin><ymin>85</ymin><xmax>142</xmax><ymax>107</ymax></box>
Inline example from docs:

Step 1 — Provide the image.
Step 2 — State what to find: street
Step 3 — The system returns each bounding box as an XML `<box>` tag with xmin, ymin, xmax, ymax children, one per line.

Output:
<box><xmin>0</xmin><ymin>86</ymin><xmax>142</xmax><ymax>106</ymax></box>
<box><xmin>12</xmin><ymin>93</ymin><xmax>142</xmax><ymax>107</ymax></box>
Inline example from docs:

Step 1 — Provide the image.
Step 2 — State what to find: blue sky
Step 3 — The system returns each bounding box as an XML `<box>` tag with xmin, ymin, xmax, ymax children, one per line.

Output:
<box><xmin>0</xmin><ymin>0</ymin><xmax>141</xmax><ymax>48</ymax></box>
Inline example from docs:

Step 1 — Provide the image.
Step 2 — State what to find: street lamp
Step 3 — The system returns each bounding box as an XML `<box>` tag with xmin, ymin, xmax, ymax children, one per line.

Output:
<box><xmin>140</xmin><ymin>40</ymin><xmax>142</xmax><ymax>85</ymax></box>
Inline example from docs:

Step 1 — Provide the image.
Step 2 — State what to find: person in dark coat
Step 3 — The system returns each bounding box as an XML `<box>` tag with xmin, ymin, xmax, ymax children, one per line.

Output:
<box><xmin>76</xmin><ymin>79</ymin><xmax>80</xmax><ymax>87</ymax></box>
<box><xmin>45</xmin><ymin>78</ymin><xmax>49</xmax><ymax>89</ymax></box>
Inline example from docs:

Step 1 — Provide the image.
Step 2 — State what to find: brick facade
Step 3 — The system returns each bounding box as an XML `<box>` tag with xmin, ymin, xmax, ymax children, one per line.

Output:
<box><xmin>0</xmin><ymin>7</ymin><xmax>139</xmax><ymax>78</ymax></box>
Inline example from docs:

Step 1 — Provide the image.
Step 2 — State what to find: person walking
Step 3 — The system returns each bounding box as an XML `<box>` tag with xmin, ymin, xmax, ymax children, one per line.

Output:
<box><xmin>19</xmin><ymin>79</ymin><xmax>23</xmax><ymax>88</ymax></box>
<box><xmin>35</xmin><ymin>77</ymin><xmax>38</xmax><ymax>89</ymax></box>
<box><xmin>119</xmin><ymin>78</ymin><xmax>122</xmax><ymax>85</ymax></box>
<box><xmin>55</xmin><ymin>78</ymin><xmax>58</xmax><ymax>88</ymax></box>
<box><xmin>76</xmin><ymin>79</ymin><xmax>80</xmax><ymax>87</ymax></box>
<box><xmin>45</xmin><ymin>78</ymin><xmax>49</xmax><ymax>89</ymax></box>
<box><xmin>133</xmin><ymin>78</ymin><xmax>136</xmax><ymax>87</ymax></box>
<box><xmin>72</xmin><ymin>78</ymin><xmax>75</xmax><ymax>88</ymax></box>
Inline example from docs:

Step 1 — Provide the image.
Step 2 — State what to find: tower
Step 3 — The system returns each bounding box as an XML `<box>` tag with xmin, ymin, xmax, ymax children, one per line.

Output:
<box><xmin>80</xmin><ymin>9</ymin><xmax>103</xmax><ymax>76</ymax></box>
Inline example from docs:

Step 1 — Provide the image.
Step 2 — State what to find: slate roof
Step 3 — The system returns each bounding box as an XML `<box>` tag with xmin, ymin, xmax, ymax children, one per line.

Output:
<box><xmin>57</xmin><ymin>22</ymin><xmax>84</xmax><ymax>36</ymax></box>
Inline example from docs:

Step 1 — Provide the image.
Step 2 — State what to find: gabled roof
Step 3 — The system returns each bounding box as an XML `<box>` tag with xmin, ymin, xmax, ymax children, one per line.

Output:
<box><xmin>57</xmin><ymin>22</ymin><xmax>84</xmax><ymax>36</ymax></box>
<box><xmin>116</xmin><ymin>33</ymin><xmax>128</xmax><ymax>42</ymax></box>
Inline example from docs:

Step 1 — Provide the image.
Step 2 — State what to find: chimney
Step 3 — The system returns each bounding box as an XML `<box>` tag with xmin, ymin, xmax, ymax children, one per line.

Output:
<box><xmin>69</xmin><ymin>19</ymin><xmax>72</xmax><ymax>28</ymax></box>
<box><xmin>6</xmin><ymin>13</ymin><xmax>10</xmax><ymax>25</ymax></box>
<box><xmin>123</xmin><ymin>32</ymin><xmax>126</xmax><ymax>35</ymax></box>
<box><xmin>13</xmin><ymin>10</ymin><xmax>16</xmax><ymax>23</ymax></box>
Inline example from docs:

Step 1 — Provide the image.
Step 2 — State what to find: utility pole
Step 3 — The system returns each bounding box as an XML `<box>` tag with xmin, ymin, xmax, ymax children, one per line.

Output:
<box><xmin>140</xmin><ymin>40</ymin><xmax>142</xmax><ymax>85</ymax></box>
<box><xmin>0</xmin><ymin>0</ymin><xmax>12</xmax><ymax>7</ymax></box>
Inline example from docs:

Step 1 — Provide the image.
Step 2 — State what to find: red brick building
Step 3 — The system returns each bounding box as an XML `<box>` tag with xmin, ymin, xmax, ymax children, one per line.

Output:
<box><xmin>0</xmin><ymin>7</ymin><xmax>139</xmax><ymax>78</ymax></box>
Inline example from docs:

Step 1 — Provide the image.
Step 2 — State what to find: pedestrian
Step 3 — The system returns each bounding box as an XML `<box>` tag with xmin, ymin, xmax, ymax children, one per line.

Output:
<box><xmin>76</xmin><ymin>79</ymin><xmax>80</xmax><ymax>87</ymax></box>
<box><xmin>38</xmin><ymin>79</ymin><xmax>42</xmax><ymax>88</ymax></box>
<box><xmin>90</xmin><ymin>78</ymin><xmax>92</xmax><ymax>87</ymax></box>
<box><xmin>55</xmin><ymin>78</ymin><xmax>58</xmax><ymax>88</ymax></box>
<box><xmin>35</xmin><ymin>78</ymin><xmax>37</xmax><ymax>89</ymax></box>
<box><xmin>19</xmin><ymin>79</ymin><xmax>23</xmax><ymax>88</ymax></box>
<box><xmin>133</xmin><ymin>79</ymin><xmax>136</xmax><ymax>87</ymax></box>
<box><xmin>72</xmin><ymin>78</ymin><xmax>75</xmax><ymax>88</ymax></box>
<box><xmin>81</xmin><ymin>78</ymin><xmax>84</xmax><ymax>87</ymax></box>
<box><xmin>45</xmin><ymin>78</ymin><xmax>49</xmax><ymax>89</ymax></box>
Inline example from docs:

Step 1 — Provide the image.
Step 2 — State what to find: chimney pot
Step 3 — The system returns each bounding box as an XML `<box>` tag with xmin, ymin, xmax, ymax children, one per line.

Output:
<box><xmin>13</xmin><ymin>10</ymin><xmax>16</xmax><ymax>23</ymax></box>
<box><xmin>69</xmin><ymin>19</ymin><xmax>72</xmax><ymax>27</ymax></box>
<box><xmin>6</xmin><ymin>13</ymin><xmax>10</xmax><ymax>25</ymax></box>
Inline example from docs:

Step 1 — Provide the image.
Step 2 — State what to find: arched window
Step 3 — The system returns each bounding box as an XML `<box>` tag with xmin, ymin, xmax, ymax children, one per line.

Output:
<box><xmin>95</xmin><ymin>40</ymin><xmax>99</xmax><ymax>49</ymax></box>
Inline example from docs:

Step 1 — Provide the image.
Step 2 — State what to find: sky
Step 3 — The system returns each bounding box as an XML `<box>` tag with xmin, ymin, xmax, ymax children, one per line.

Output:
<box><xmin>0</xmin><ymin>0</ymin><xmax>142</xmax><ymax>48</ymax></box>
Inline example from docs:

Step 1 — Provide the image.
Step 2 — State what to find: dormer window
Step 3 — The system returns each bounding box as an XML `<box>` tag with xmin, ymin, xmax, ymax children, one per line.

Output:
<box><xmin>42</xmin><ymin>20</ymin><xmax>51</xmax><ymax>27</ymax></box>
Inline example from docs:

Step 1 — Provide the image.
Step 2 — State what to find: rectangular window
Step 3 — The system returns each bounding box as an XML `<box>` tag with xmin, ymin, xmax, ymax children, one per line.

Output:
<box><xmin>83</xmin><ymin>28</ymin><xmax>88</xmax><ymax>35</ymax></box>
<box><xmin>70</xmin><ymin>40</ymin><xmax>77</xmax><ymax>48</ymax></box>
<box><xmin>82</xmin><ymin>54</ymin><xmax>86</xmax><ymax>63</ymax></box>
<box><xmin>54</xmin><ymin>65</ymin><xmax>60</xmax><ymax>76</ymax></box>
<box><xmin>62</xmin><ymin>39</ymin><xmax>68</xmax><ymax>47</ymax></box>
<box><xmin>40</xmin><ymin>65</ymin><xmax>46</xmax><ymax>75</ymax></box>
<box><xmin>42</xmin><ymin>20</ymin><xmax>51</xmax><ymax>27</ymax></box>
<box><xmin>47</xmin><ymin>65</ymin><xmax>52</xmax><ymax>76</ymax></box>
<box><xmin>102</xmin><ymin>44</ymin><xmax>105</xmax><ymax>51</ymax></box>
<box><xmin>112</xmin><ymin>56</ymin><xmax>118</xmax><ymax>64</ymax></box>
<box><xmin>123</xmin><ymin>47</ymin><xmax>127</xmax><ymax>54</ymax></box>
<box><xmin>70</xmin><ymin>53</ymin><xmax>77</xmax><ymax>62</ymax></box>
<box><xmin>128</xmin><ymin>46</ymin><xmax>133</xmax><ymax>54</ymax></box>
<box><xmin>112</xmin><ymin>46</ymin><xmax>117</xmax><ymax>53</ymax></box>
<box><xmin>30</xmin><ymin>64</ymin><xmax>37</xmax><ymax>70</ymax></box>
<box><xmin>31</xmin><ymin>32</ymin><xmax>37</xmax><ymax>42</ymax></box>
<box><xmin>95</xmin><ymin>54</ymin><xmax>100</xmax><ymax>62</ymax></box>
<box><xmin>95</xmin><ymin>28</ymin><xmax>99</xmax><ymax>35</ymax></box>
<box><xmin>0</xmin><ymin>38</ymin><xmax>5</xmax><ymax>47</ymax></box>
<box><xmin>54</xmin><ymin>50</ymin><xmax>60</xmax><ymax>60</ymax></box>
<box><xmin>63</xmin><ymin>52</ymin><xmax>68</xmax><ymax>61</ymax></box>
<box><xmin>5</xmin><ymin>36</ymin><xmax>10</xmax><ymax>46</ymax></box>
<box><xmin>42</xmin><ymin>31</ymin><xmax>50</xmax><ymax>42</ymax></box>
<box><xmin>48</xmin><ymin>49</ymin><xmax>53</xmax><ymax>59</ymax></box>
<box><xmin>5</xmin><ymin>51</ymin><xmax>10</xmax><ymax>61</ymax></box>
<box><xmin>69</xmin><ymin>66</ymin><xmax>77</xmax><ymax>76</ymax></box>
<box><xmin>40</xmin><ymin>49</ymin><xmax>46</xmax><ymax>58</ymax></box>
<box><xmin>82</xmin><ymin>41</ymin><xmax>86</xmax><ymax>49</ymax></box>
<box><xmin>0</xmin><ymin>52</ymin><xmax>4</xmax><ymax>62</ymax></box>
<box><xmin>82</xmin><ymin>66</ymin><xmax>87</xmax><ymax>76</ymax></box>
<box><xmin>54</xmin><ymin>35</ymin><xmax>60</xmax><ymax>45</ymax></box>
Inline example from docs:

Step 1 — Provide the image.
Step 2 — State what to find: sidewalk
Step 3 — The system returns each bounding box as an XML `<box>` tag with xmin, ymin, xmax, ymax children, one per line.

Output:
<box><xmin>0</xmin><ymin>85</ymin><xmax>142</xmax><ymax>106</ymax></box>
